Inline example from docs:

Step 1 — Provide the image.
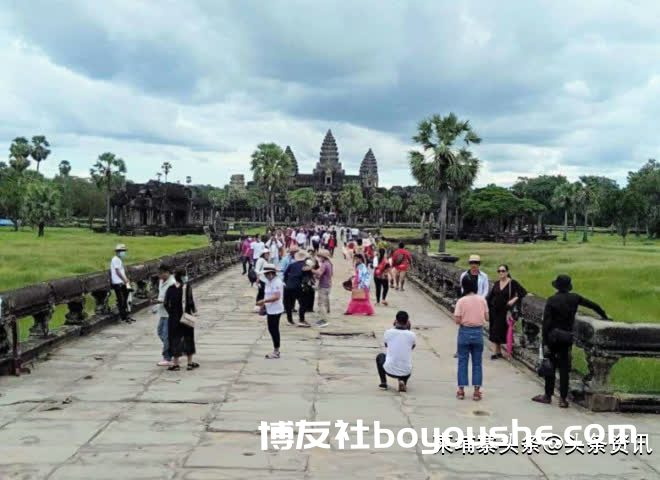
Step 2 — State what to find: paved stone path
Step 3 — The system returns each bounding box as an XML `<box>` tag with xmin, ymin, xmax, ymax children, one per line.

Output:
<box><xmin>0</xmin><ymin>255</ymin><xmax>658</xmax><ymax>479</ymax></box>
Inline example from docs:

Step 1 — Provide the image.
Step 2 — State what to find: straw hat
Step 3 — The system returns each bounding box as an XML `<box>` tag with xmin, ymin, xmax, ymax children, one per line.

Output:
<box><xmin>115</xmin><ymin>243</ymin><xmax>127</xmax><ymax>251</ymax></box>
<box><xmin>317</xmin><ymin>249</ymin><xmax>331</xmax><ymax>259</ymax></box>
<box><xmin>552</xmin><ymin>274</ymin><xmax>572</xmax><ymax>292</ymax></box>
<box><xmin>468</xmin><ymin>254</ymin><xmax>481</xmax><ymax>263</ymax></box>
<box><xmin>294</xmin><ymin>250</ymin><xmax>308</xmax><ymax>262</ymax></box>
<box><xmin>262</xmin><ymin>263</ymin><xmax>278</xmax><ymax>274</ymax></box>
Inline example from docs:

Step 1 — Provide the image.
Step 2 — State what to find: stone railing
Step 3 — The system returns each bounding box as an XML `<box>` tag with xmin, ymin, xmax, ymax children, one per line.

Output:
<box><xmin>408</xmin><ymin>252</ymin><xmax>660</xmax><ymax>412</ymax></box>
<box><xmin>0</xmin><ymin>243</ymin><xmax>240</xmax><ymax>376</ymax></box>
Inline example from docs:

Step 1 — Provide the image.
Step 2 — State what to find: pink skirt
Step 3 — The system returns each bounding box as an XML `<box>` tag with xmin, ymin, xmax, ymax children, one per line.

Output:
<box><xmin>345</xmin><ymin>288</ymin><xmax>375</xmax><ymax>316</ymax></box>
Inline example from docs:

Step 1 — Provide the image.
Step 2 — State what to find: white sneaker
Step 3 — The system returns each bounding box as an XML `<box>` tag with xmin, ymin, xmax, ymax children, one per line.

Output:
<box><xmin>157</xmin><ymin>359</ymin><xmax>173</xmax><ymax>367</ymax></box>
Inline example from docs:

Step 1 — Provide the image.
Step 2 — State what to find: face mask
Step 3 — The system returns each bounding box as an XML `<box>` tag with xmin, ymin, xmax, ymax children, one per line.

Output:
<box><xmin>182</xmin><ymin>276</ymin><xmax>189</xmax><ymax>284</ymax></box>
<box><xmin>118</xmin><ymin>251</ymin><xmax>126</xmax><ymax>258</ymax></box>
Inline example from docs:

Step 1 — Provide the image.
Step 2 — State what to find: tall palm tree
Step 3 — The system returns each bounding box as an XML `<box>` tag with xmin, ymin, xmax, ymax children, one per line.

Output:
<box><xmin>9</xmin><ymin>137</ymin><xmax>32</xmax><ymax>172</ymax></box>
<box><xmin>575</xmin><ymin>182</ymin><xmax>598</xmax><ymax>243</ymax></box>
<box><xmin>551</xmin><ymin>183</ymin><xmax>575</xmax><ymax>241</ymax></box>
<box><xmin>409</xmin><ymin>113</ymin><xmax>481</xmax><ymax>252</ymax></box>
<box><xmin>161</xmin><ymin>162</ymin><xmax>173</xmax><ymax>183</ymax></box>
<box><xmin>387</xmin><ymin>193</ymin><xmax>403</xmax><ymax>222</ymax></box>
<box><xmin>250</xmin><ymin>143</ymin><xmax>293</xmax><ymax>225</ymax></box>
<box><xmin>338</xmin><ymin>184</ymin><xmax>366</xmax><ymax>224</ymax></box>
<box><xmin>30</xmin><ymin>136</ymin><xmax>51</xmax><ymax>173</ymax></box>
<box><xmin>90</xmin><ymin>152</ymin><xmax>126</xmax><ymax>232</ymax></box>
<box><xmin>447</xmin><ymin>150</ymin><xmax>480</xmax><ymax>240</ymax></box>
<box><xmin>58</xmin><ymin>160</ymin><xmax>72</xmax><ymax>176</ymax></box>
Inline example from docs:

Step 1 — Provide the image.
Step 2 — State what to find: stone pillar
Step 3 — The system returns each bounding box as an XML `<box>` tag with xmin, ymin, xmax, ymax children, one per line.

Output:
<box><xmin>64</xmin><ymin>298</ymin><xmax>88</xmax><ymax>326</ymax></box>
<box><xmin>30</xmin><ymin>308</ymin><xmax>53</xmax><ymax>338</ymax></box>
<box><xmin>91</xmin><ymin>289</ymin><xmax>111</xmax><ymax>315</ymax></box>
<box><xmin>521</xmin><ymin>320</ymin><xmax>540</xmax><ymax>349</ymax></box>
<box><xmin>584</xmin><ymin>352</ymin><xmax>619</xmax><ymax>393</ymax></box>
<box><xmin>135</xmin><ymin>280</ymin><xmax>150</xmax><ymax>300</ymax></box>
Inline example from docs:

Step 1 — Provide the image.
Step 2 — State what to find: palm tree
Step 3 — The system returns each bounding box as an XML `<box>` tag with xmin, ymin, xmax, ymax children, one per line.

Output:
<box><xmin>250</xmin><ymin>143</ymin><xmax>293</xmax><ymax>225</ymax></box>
<box><xmin>338</xmin><ymin>184</ymin><xmax>366</xmax><ymax>224</ymax></box>
<box><xmin>9</xmin><ymin>137</ymin><xmax>32</xmax><ymax>172</ymax></box>
<box><xmin>409</xmin><ymin>113</ymin><xmax>481</xmax><ymax>252</ymax></box>
<box><xmin>90</xmin><ymin>152</ymin><xmax>127</xmax><ymax>232</ymax></box>
<box><xmin>575</xmin><ymin>182</ymin><xmax>598</xmax><ymax>243</ymax></box>
<box><xmin>447</xmin><ymin>150</ymin><xmax>480</xmax><ymax>240</ymax></box>
<box><xmin>551</xmin><ymin>183</ymin><xmax>575</xmax><ymax>241</ymax></box>
<box><xmin>408</xmin><ymin>192</ymin><xmax>433</xmax><ymax>226</ymax></box>
<box><xmin>288</xmin><ymin>188</ymin><xmax>317</xmax><ymax>222</ymax></box>
<box><xmin>30</xmin><ymin>136</ymin><xmax>51</xmax><ymax>173</ymax></box>
<box><xmin>23</xmin><ymin>180</ymin><xmax>61</xmax><ymax>237</ymax></box>
<box><xmin>246</xmin><ymin>189</ymin><xmax>267</xmax><ymax>221</ymax></box>
<box><xmin>387</xmin><ymin>193</ymin><xmax>403</xmax><ymax>222</ymax></box>
<box><xmin>156</xmin><ymin>172</ymin><xmax>162</xmax><ymax>182</ymax></box>
<box><xmin>161</xmin><ymin>162</ymin><xmax>172</xmax><ymax>183</ymax></box>
<box><xmin>370</xmin><ymin>192</ymin><xmax>388</xmax><ymax>223</ymax></box>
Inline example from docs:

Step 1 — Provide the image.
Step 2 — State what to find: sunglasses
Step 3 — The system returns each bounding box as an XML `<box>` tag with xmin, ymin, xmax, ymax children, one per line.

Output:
<box><xmin>497</xmin><ymin>269</ymin><xmax>507</xmax><ymax>273</ymax></box>
<box><xmin>469</xmin><ymin>261</ymin><xmax>480</xmax><ymax>265</ymax></box>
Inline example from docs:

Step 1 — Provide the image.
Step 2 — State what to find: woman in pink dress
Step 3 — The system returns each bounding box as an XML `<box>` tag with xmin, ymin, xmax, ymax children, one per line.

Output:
<box><xmin>344</xmin><ymin>254</ymin><xmax>375</xmax><ymax>316</ymax></box>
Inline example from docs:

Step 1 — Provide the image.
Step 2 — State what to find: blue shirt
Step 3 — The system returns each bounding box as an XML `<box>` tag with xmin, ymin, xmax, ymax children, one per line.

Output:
<box><xmin>284</xmin><ymin>260</ymin><xmax>305</xmax><ymax>290</ymax></box>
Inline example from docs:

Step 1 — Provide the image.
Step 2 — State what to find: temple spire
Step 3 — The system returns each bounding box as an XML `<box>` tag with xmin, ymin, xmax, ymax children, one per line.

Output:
<box><xmin>360</xmin><ymin>148</ymin><xmax>378</xmax><ymax>188</ymax></box>
<box><xmin>284</xmin><ymin>145</ymin><xmax>298</xmax><ymax>175</ymax></box>
<box><xmin>319</xmin><ymin>129</ymin><xmax>339</xmax><ymax>165</ymax></box>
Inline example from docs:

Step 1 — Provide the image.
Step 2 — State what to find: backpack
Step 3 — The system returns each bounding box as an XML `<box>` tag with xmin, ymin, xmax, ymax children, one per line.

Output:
<box><xmin>393</xmin><ymin>252</ymin><xmax>405</xmax><ymax>266</ymax></box>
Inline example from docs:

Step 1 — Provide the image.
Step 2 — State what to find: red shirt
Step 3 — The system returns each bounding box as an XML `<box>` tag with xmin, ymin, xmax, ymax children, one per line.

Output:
<box><xmin>392</xmin><ymin>248</ymin><xmax>412</xmax><ymax>270</ymax></box>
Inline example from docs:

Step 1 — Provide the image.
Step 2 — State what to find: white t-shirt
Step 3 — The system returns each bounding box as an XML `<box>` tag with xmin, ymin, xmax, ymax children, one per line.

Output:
<box><xmin>383</xmin><ymin>328</ymin><xmax>416</xmax><ymax>376</ymax></box>
<box><xmin>157</xmin><ymin>275</ymin><xmax>176</xmax><ymax>317</ymax></box>
<box><xmin>351</xmin><ymin>228</ymin><xmax>359</xmax><ymax>237</ymax></box>
<box><xmin>255</xmin><ymin>257</ymin><xmax>268</xmax><ymax>283</ymax></box>
<box><xmin>252</xmin><ymin>241</ymin><xmax>265</xmax><ymax>260</ymax></box>
<box><xmin>110</xmin><ymin>255</ymin><xmax>125</xmax><ymax>285</ymax></box>
<box><xmin>296</xmin><ymin>232</ymin><xmax>307</xmax><ymax>244</ymax></box>
<box><xmin>264</xmin><ymin>277</ymin><xmax>284</xmax><ymax>315</ymax></box>
<box><xmin>311</xmin><ymin>234</ymin><xmax>320</xmax><ymax>244</ymax></box>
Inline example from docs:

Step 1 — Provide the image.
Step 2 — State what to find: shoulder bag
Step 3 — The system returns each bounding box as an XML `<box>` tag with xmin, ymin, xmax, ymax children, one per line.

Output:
<box><xmin>180</xmin><ymin>285</ymin><xmax>197</xmax><ymax>328</ymax></box>
<box><xmin>536</xmin><ymin>344</ymin><xmax>554</xmax><ymax>378</ymax></box>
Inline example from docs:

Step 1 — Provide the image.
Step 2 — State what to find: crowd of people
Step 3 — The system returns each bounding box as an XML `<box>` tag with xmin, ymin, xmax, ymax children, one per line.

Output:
<box><xmin>109</xmin><ymin>225</ymin><xmax>609</xmax><ymax>408</ymax></box>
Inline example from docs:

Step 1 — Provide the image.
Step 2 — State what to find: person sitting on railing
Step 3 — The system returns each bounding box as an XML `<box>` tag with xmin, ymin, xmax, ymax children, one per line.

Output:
<box><xmin>532</xmin><ymin>274</ymin><xmax>608</xmax><ymax>409</ymax></box>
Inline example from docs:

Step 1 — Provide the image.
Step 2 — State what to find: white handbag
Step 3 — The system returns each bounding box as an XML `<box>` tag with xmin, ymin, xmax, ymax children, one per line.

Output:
<box><xmin>180</xmin><ymin>285</ymin><xmax>197</xmax><ymax>328</ymax></box>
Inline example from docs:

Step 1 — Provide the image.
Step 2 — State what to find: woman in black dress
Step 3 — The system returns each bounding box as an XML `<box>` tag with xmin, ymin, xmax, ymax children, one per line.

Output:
<box><xmin>487</xmin><ymin>264</ymin><xmax>527</xmax><ymax>360</ymax></box>
<box><xmin>164</xmin><ymin>269</ymin><xmax>199</xmax><ymax>371</ymax></box>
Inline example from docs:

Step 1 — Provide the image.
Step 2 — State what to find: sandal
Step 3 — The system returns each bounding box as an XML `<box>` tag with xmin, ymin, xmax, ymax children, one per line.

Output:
<box><xmin>473</xmin><ymin>389</ymin><xmax>482</xmax><ymax>401</ymax></box>
<box><xmin>167</xmin><ymin>365</ymin><xmax>180</xmax><ymax>371</ymax></box>
<box><xmin>186</xmin><ymin>362</ymin><xmax>200</xmax><ymax>370</ymax></box>
<box><xmin>456</xmin><ymin>388</ymin><xmax>465</xmax><ymax>400</ymax></box>
<box><xmin>265</xmin><ymin>351</ymin><xmax>280</xmax><ymax>359</ymax></box>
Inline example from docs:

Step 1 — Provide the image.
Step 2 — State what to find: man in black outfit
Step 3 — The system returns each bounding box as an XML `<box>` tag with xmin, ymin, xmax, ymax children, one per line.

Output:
<box><xmin>532</xmin><ymin>274</ymin><xmax>608</xmax><ymax>408</ymax></box>
<box><xmin>283</xmin><ymin>250</ymin><xmax>310</xmax><ymax>327</ymax></box>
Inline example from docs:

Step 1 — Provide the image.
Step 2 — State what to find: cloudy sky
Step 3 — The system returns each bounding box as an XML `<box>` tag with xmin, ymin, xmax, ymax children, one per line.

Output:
<box><xmin>1</xmin><ymin>0</ymin><xmax>659</xmax><ymax>188</ymax></box>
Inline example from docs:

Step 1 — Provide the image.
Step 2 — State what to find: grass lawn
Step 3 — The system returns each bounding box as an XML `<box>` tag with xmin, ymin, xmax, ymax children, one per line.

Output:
<box><xmin>0</xmin><ymin>227</ymin><xmax>208</xmax><ymax>292</ymax></box>
<box><xmin>383</xmin><ymin>228</ymin><xmax>660</xmax><ymax>393</ymax></box>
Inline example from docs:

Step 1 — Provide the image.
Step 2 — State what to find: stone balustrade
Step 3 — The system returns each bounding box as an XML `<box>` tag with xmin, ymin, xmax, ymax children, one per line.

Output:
<box><xmin>408</xmin><ymin>252</ymin><xmax>660</xmax><ymax>412</ymax></box>
<box><xmin>0</xmin><ymin>243</ymin><xmax>239</xmax><ymax>376</ymax></box>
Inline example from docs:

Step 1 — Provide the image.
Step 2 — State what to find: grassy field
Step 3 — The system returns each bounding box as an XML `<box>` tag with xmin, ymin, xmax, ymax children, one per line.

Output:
<box><xmin>383</xmin><ymin>227</ymin><xmax>660</xmax><ymax>393</ymax></box>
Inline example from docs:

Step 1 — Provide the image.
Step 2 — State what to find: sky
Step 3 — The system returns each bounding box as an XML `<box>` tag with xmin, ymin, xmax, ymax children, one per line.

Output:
<box><xmin>1</xmin><ymin>0</ymin><xmax>659</xmax><ymax>188</ymax></box>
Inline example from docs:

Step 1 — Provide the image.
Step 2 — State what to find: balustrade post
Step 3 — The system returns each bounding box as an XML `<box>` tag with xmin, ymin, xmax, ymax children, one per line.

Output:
<box><xmin>135</xmin><ymin>280</ymin><xmax>150</xmax><ymax>300</ymax></box>
<box><xmin>30</xmin><ymin>308</ymin><xmax>53</xmax><ymax>338</ymax></box>
<box><xmin>520</xmin><ymin>319</ymin><xmax>540</xmax><ymax>349</ymax></box>
<box><xmin>0</xmin><ymin>321</ymin><xmax>10</xmax><ymax>355</ymax></box>
<box><xmin>91</xmin><ymin>289</ymin><xmax>111</xmax><ymax>315</ymax></box>
<box><xmin>584</xmin><ymin>350</ymin><xmax>619</xmax><ymax>393</ymax></box>
<box><xmin>64</xmin><ymin>298</ymin><xmax>88</xmax><ymax>326</ymax></box>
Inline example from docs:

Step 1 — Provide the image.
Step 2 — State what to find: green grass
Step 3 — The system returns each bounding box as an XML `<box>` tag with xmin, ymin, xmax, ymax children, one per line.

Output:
<box><xmin>383</xmin><ymin>229</ymin><xmax>659</xmax><ymax>324</ymax></box>
<box><xmin>0</xmin><ymin>227</ymin><xmax>208</xmax><ymax>292</ymax></box>
<box><xmin>383</xmin><ymin>228</ymin><xmax>660</xmax><ymax>393</ymax></box>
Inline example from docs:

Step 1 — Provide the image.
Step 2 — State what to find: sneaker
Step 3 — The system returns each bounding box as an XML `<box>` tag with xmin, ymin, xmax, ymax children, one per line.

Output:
<box><xmin>398</xmin><ymin>380</ymin><xmax>407</xmax><ymax>393</ymax></box>
<box><xmin>157</xmin><ymin>359</ymin><xmax>173</xmax><ymax>367</ymax></box>
<box><xmin>297</xmin><ymin>321</ymin><xmax>311</xmax><ymax>328</ymax></box>
<box><xmin>531</xmin><ymin>394</ymin><xmax>552</xmax><ymax>404</ymax></box>
<box><xmin>378</xmin><ymin>383</ymin><xmax>388</xmax><ymax>390</ymax></box>
<box><xmin>315</xmin><ymin>320</ymin><xmax>329</xmax><ymax>328</ymax></box>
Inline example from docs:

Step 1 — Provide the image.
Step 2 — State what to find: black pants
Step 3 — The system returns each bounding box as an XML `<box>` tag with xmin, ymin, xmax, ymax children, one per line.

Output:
<box><xmin>284</xmin><ymin>287</ymin><xmax>305</xmax><ymax>323</ymax></box>
<box><xmin>545</xmin><ymin>344</ymin><xmax>571</xmax><ymax>399</ymax></box>
<box><xmin>112</xmin><ymin>283</ymin><xmax>129</xmax><ymax>321</ymax></box>
<box><xmin>374</xmin><ymin>277</ymin><xmax>389</xmax><ymax>302</ymax></box>
<box><xmin>376</xmin><ymin>353</ymin><xmax>410</xmax><ymax>385</ymax></box>
<box><xmin>267</xmin><ymin>313</ymin><xmax>281</xmax><ymax>349</ymax></box>
<box><xmin>241</xmin><ymin>256</ymin><xmax>251</xmax><ymax>274</ymax></box>
<box><xmin>256</xmin><ymin>281</ymin><xmax>265</xmax><ymax>303</ymax></box>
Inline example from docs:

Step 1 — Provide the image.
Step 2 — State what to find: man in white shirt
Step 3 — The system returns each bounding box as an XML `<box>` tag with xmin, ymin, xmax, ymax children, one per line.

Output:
<box><xmin>110</xmin><ymin>243</ymin><xmax>134</xmax><ymax>323</ymax></box>
<box><xmin>295</xmin><ymin>230</ymin><xmax>307</xmax><ymax>248</ymax></box>
<box><xmin>252</xmin><ymin>235</ymin><xmax>265</xmax><ymax>262</ymax></box>
<box><xmin>154</xmin><ymin>264</ymin><xmax>176</xmax><ymax>366</ymax></box>
<box><xmin>266</xmin><ymin>235</ymin><xmax>282</xmax><ymax>264</ymax></box>
<box><xmin>377</xmin><ymin>311</ymin><xmax>416</xmax><ymax>392</ymax></box>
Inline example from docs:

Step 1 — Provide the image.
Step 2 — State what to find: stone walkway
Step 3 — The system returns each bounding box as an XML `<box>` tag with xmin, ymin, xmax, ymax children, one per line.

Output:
<box><xmin>0</xmin><ymin>255</ymin><xmax>658</xmax><ymax>479</ymax></box>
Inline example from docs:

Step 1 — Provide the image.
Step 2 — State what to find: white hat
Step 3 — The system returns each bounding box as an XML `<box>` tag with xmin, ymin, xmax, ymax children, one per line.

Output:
<box><xmin>262</xmin><ymin>263</ymin><xmax>277</xmax><ymax>273</ymax></box>
<box><xmin>115</xmin><ymin>243</ymin><xmax>127</xmax><ymax>251</ymax></box>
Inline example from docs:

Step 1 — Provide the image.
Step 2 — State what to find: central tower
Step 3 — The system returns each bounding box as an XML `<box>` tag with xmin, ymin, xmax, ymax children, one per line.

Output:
<box><xmin>313</xmin><ymin>129</ymin><xmax>345</xmax><ymax>189</ymax></box>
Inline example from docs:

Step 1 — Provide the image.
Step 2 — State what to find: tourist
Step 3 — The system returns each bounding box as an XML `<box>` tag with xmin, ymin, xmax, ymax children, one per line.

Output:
<box><xmin>154</xmin><ymin>264</ymin><xmax>175</xmax><ymax>366</ymax></box>
<box><xmin>532</xmin><ymin>275</ymin><xmax>608</xmax><ymax>408</ymax></box>
<box><xmin>283</xmin><ymin>250</ymin><xmax>309</xmax><ymax>326</ymax></box>
<box><xmin>377</xmin><ymin>311</ymin><xmax>416</xmax><ymax>392</ymax></box>
<box><xmin>373</xmin><ymin>248</ymin><xmax>392</xmax><ymax>306</ymax></box>
<box><xmin>254</xmin><ymin>250</ymin><xmax>271</xmax><ymax>311</ymax></box>
<box><xmin>110</xmin><ymin>243</ymin><xmax>134</xmax><ymax>324</ymax></box>
<box><xmin>278</xmin><ymin>244</ymin><xmax>297</xmax><ymax>280</ymax></box>
<box><xmin>164</xmin><ymin>270</ymin><xmax>198</xmax><ymax>371</ymax></box>
<box><xmin>328</xmin><ymin>231</ymin><xmax>337</xmax><ymax>257</ymax></box>
<box><xmin>487</xmin><ymin>264</ymin><xmax>527</xmax><ymax>360</ymax></box>
<box><xmin>299</xmin><ymin>251</ymin><xmax>317</xmax><ymax>324</ymax></box>
<box><xmin>459</xmin><ymin>254</ymin><xmax>489</xmax><ymax>297</ymax></box>
<box><xmin>350</xmin><ymin>226</ymin><xmax>359</xmax><ymax>241</ymax></box>
<box><xmin>454</xmin><ymin>274</ymin><xmax>489</xmax><ymax>401</ymax></box>
<box><xmin>363</xmin><ymin>239</ymin><xmax>375</xmax><ymax>267</ymax></box>
<box><xmin>252</xmin><ymin>235</ymin><xmax>266</xmax><ymax>265</ymax></box>
<box><xmin>256</xmin><ymin>263</ymin><xmax>284</xmax><ymax>359</ymax></box>
<box><xmin>313</xmin><ymin>249</ymin><xmax>333</xmax><ymax>327</ymax></box>
<box><xmin>266</xmin><ymin>234</ymin><xmax>282</xmax><ymax>265</ymax></box>
<box><xmin>322</xmin><ymin>230</ymin><xmax>331</xmax><ymax>249</ymax></box>
<box><xmin>240</xmin><ymin>236</ymin><xmax>253</xmax><ymax>275</ymax></box>
<box><xmin>295</xmin><ymin>229</ymin><xmax>307</xmax><ymax>248</ymax></box>
<box><xmin>311</xmin><ymin>231</ymin><xmax>321</xmax><ymax>252</ymax></box>
<box><xmin>391</xmin><ymin>242</ymin><xmax>413</xmax><ymax>291</ymax></box>
<box><xmin>344</xmin><ymin>253</ymin><xmax>375</xmax><ymax>316</ymax></box>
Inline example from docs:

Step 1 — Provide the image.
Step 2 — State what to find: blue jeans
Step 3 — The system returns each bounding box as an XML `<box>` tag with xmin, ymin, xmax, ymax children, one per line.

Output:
<box><xmin>457</xmin><ymin>326</ymin><xmax>484</xmax><ymax>387</ymax></box>
<box><xmin>157</xmin><ymin>317</ymin><xmax>171</xmax><ymax>361</ymax></box>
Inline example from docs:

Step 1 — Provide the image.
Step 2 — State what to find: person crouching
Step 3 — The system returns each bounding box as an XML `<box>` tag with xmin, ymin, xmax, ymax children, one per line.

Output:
<box><xmin>377</xmin><ymin>311</ymin><xmax>416</xmax><ymax>392</ymax></box>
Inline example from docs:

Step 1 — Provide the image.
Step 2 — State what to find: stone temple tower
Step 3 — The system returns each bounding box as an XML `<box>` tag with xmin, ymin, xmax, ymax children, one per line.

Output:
<box><xmin>313</xmin><ymin>129</ymin><xmax>345</xmax><ymax>188</ymax></box>
<box><xmin>284</xmin><ymin>145</ymin><xmax>298</xmax><ymax>176</ymax></box>
<box><xmin>359</xmin><ymin>148</ymin><xmax>378</xmax><ymax>189</ymax></box>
